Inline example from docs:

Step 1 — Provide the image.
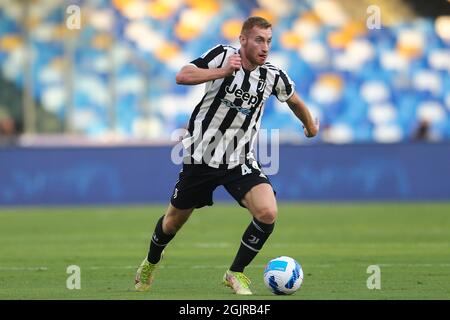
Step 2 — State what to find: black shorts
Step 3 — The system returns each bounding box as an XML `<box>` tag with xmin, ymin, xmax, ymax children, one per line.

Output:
<box><xmin>170</xmin><ymin>159</ymin><xmax>275</xmax><ymax>209</ymax></box>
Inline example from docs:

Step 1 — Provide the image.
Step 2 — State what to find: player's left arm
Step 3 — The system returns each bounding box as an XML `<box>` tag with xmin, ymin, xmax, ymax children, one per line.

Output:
<box><xmin>286</xmin><ymin>92</ymin><xmax>320</xmax><ymax>138</ymax></box>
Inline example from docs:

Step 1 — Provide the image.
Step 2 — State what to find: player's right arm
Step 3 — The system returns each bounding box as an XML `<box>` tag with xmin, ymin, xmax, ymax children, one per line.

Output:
<box><xmin>176</xmin><ymin>45</ymin><xmax>241</xmax><ymax>85</ymax></box>
<box><xmin>175</xmin><ymin>59</ymin><xmax>238</xmax><ymax>85</ymax></box>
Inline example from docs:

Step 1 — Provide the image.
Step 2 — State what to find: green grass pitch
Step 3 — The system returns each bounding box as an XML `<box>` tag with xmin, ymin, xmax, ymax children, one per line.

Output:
<box><xmin>0</xmin><ymin>202</ymin><xmax>449</xmax><ymax>300</ymax></box>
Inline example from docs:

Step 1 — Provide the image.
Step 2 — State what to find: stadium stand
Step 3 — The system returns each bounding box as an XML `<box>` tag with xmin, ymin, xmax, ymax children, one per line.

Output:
<box><xmin>0</xmin><ymin>0</ymin><xmax>449</xmax><ymax>144</ymax></box>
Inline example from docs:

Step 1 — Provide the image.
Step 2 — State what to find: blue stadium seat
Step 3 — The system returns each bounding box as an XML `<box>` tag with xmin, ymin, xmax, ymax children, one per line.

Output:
<box><xmin>0</xmin><ymin>0</ymin><xmax>449</xmax><ymax>143</ymax></box>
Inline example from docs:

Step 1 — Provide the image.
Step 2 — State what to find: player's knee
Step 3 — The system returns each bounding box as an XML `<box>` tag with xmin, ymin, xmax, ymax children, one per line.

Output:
<box><xmin>162</xmin><ymin>217</ymin><xmax>180</xmax><ymax>234</ymax></box>
<box><xmin>163</xmin><ymin>215</ymin><xmax>188</xmax><ymax>235</ymax></box>
<box><xmin>163</xmin><ymin>205</ymin><xmax>193</xmax><ymax>234</ymax></box>
<box><xmin>254</xmin><ymin>206</ymin><xmax>277</xmax><ymax>225</ymax></box>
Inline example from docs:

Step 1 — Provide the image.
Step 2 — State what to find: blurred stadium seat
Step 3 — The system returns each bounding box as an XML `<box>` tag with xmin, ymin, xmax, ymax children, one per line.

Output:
<box><xmin>0</xmin><ymin>0</ymin><xmax>449</xmax><ymax>143</ymax></box>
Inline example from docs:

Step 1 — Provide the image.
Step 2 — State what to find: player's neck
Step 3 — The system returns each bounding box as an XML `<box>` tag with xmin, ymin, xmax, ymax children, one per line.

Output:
<box><xmin>239</xmin><ymin>50</ymin><xmax>258</xmax><ymax>72</ymax></box>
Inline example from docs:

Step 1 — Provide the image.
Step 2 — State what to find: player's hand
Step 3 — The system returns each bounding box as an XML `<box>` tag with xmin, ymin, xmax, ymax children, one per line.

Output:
<box><xmin>303</xmin><ymin>117</ymin><xmax>320</xmax><ymax>138</ymax></box>
<box><xmin>223</xmin><ymin>54</ymin><xmax>241</xmax><ymax>76</ymax></box>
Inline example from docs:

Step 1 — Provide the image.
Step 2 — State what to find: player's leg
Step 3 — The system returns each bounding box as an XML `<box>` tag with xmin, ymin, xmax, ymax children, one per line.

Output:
<box><xmin>135</xmin><ymin>204</ymin><xmax>194</xmax><ymax>292</ymax></box>
<box><xmin>241</xmin><ymin>183</ymin><xmax>277</xmax><ymax>223</ymax></box>
<box><xmin>147</xmin><ymin>203</ymin><xmax>194</xmax><ymax>264</ymax></box>
<box><xmin>222</xmin><ymin>162</ymin><xmax>277</xmax><ymax>295</ymax></box>
<box><xmin>229</xmin><ymin>183</ymin><xmax>277</xmax><ymax>272</ymax></box>
<box><xmin>223</xmin><ymin>183</ymin><xmax>276</xmax><ymax>295</ymax></box>
<box><xmin>135</xmin><ymin>161</ymin><xmax>217</xmax><ymax>292</ymax></box>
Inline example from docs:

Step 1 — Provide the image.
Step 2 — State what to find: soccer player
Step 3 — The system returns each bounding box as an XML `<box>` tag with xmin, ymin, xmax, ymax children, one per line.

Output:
<box><xmin>135</xmin><ymin>16</ymin><xmax>319</xmax><ymax>295</ymax></box>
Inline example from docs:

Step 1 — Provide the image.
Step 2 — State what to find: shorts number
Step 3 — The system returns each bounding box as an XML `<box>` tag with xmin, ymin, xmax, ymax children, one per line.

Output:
<box><xmin>251</xmin><ymin>160</ymin><xmax>260</xmax><ymax>170</ymax></box>
<box><xmin>241</xmin><ymin>164</ymin><xmax>252</xmax><ymax>176</ymax></box>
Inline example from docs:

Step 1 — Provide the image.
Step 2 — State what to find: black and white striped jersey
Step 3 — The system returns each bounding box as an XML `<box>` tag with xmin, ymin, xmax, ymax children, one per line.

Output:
<box><xmin>182</xmin><ymin>44</ymin><xmax>295</xmax><ymax>169</ymax></box>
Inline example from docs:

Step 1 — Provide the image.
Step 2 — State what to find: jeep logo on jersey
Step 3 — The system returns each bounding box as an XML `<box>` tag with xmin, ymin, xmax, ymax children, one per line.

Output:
<box><xmin>225</xmin><ymin>84</ymin><xmax>260</xmax><ymax>107</ymax></box>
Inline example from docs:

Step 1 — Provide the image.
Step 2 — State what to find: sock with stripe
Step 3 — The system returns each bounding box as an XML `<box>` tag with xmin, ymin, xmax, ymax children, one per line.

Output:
<box><xmin>147</xmin><ymin>215</ymin><xmax>175</xmax><ymax>264</ymax></box>
<box><xmin>229</xmin><ymin>218</ymin><xmax>275</xmax><ymax>272</ymax></box>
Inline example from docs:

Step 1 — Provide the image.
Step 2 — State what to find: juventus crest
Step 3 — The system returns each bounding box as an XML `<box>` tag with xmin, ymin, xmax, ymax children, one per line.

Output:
<box><xmin>257</xmin><ymin>79</ymin><xmax>267</xmax><ymax>92</ymax></box>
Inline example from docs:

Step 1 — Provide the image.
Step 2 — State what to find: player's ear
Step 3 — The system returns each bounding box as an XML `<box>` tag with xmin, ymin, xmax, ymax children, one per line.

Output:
<box><xmin>239</xmin><ymin>34</ymin><xmax>246</xmax><ymax>45</ymax></box>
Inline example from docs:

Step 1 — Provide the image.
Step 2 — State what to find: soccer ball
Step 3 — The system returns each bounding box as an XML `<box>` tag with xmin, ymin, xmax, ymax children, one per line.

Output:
<box><xmin>263</xmin><ymin>256</ymin><xmax>303</xmax><ymax>295</ymax></box>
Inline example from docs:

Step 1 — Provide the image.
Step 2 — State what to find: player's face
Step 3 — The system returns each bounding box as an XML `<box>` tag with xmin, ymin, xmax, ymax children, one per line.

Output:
<box><xmin>240</xmin><ymin>27</ymin><xmax>272</xmax><ymax>66</ymax></box>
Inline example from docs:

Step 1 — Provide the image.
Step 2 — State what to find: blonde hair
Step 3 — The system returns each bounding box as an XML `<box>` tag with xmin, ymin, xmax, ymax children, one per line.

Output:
<box><xmin>241</xmin><ymin>16</ymin><xmax>272</xmax><ymax>35</ymax></box>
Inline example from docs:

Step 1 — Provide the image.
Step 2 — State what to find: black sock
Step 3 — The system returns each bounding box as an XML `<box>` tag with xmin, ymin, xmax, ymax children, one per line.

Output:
<box><xmin>147</xmin><ymin>215</ymin><xmax>176</xmax><ymax>264</ymax></box>
<box><xmin>229</xmin><ymin>218</ymin><xmax>275</xmax><ymax>272</ymax></box>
